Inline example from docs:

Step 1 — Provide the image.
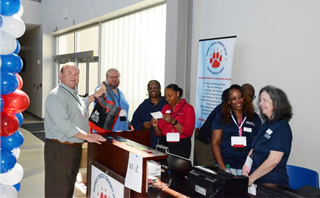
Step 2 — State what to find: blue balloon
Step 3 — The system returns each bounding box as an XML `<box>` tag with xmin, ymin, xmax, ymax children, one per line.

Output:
<box><xmin>0</xmin><ymin>0</ymin><xmax>21</xmax><ymax>16</ymax></box>
<box><xmin>13</xmin><ymin>182</ymin><xmax>21</xmax><ymax>192</ymax></box>
<box><xmin>0</xmin><ymin>96</ymin><xmax>3</xmax><ymax>111</ymax></box>
<box><xmin>0</xmin><ymin>72</ymin><xmax>18</xmax><ymax>95</ymax></box>
<box><xmin>0</xmin><ymin>131</ymin><xmax>24</xmax><ymax>151</ymax></box>
<box><xmin>0</xmin><ymin>150</ymin><xmax>17</xmax><ymax>173</ymax></box>
<box><xmin>15</xmin><ymin>112</ymin><xmax>23</xmax><ymax>127</ymax></box>
<box><xmin>0</xmin><ymin>54</ymin><xmax>23</xmax><ymax>73</ymax></box>
<box><xmin>13</xmin><ymin>40</ymin><xmax>21</xmax><ymax>54</ymax></box>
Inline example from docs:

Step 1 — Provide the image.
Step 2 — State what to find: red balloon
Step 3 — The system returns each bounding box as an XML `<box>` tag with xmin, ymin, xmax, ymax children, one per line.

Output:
<box><xmin>2</xmin><ymin>90</ymin><xmax>30</xmax><ymax>114</ymax></box>
<box><xmin>0</xmin><ymin>112</ymin><xmax>19</xmax><ymax>137</ymax></box>
<box><xmin>15</xmin><ymin>73</ymin><xmax>23</xmax><ymax>90</ymax></box>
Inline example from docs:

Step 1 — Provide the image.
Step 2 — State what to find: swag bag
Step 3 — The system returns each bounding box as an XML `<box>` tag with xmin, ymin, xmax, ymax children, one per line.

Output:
<box><xmin>89</xmin><ymin>82</ymin><xmax>121</xmax><ymax>133</ymax></box>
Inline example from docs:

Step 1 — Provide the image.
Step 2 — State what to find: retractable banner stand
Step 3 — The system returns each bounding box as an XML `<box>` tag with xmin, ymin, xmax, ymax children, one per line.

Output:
<box><xmin>195</xmin><ymin>36</ymin><xmax>237</xmax><ymax>128</ymax></box>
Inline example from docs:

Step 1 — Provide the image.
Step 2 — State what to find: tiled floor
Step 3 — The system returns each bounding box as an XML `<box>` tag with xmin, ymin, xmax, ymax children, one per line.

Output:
<box><xmin>17</xmin><ymin>112</ymin><xmax>86</xmax><ymax>198</ymax></box>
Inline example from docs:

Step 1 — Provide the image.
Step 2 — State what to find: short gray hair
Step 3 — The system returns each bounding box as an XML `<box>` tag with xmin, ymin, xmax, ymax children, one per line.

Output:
<box><xmin>60</xmin><ymin>62</ymin><xmax>79</xmax><ymax>74</ymax></box>
<box><xmin>106</xmin><ymin>68</ymin><xmax>120</xmax><ymax>77</ymax></box>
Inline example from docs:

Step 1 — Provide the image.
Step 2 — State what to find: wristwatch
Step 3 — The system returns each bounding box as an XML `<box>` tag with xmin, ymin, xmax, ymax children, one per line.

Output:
<box><xmin>172</xmin><ymin>120</ymin><xmax>178</xmax><ymax>126</ymax></box>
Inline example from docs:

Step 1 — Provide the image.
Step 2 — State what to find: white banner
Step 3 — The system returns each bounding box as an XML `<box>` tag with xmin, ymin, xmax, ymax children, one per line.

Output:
<box><xmin>195</xmin><ymin>36</ymin><xmax>237</xmax><ymax>128</ymax></box>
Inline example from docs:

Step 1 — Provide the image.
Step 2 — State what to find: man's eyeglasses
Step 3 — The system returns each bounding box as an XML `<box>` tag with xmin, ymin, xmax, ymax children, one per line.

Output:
<box><xmin>148</xmin><ymin>87</ymin><xmax>159</xmax><ymax>90</ymax></box>
<box><xmin>108</xmin><ymin>76</ymin><xmax>119</xmax><ymax>80</ymax></box>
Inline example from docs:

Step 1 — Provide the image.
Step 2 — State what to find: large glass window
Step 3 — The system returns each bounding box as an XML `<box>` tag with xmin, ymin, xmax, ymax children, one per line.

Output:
<box><xmin>77</xmin><ymin>25</ymin><xmax>99</xmax><ymax>53</ymax></box>
<box><xmin>57</xmin><ymin>32</ymin><xmax>75</xmax><ymax>55</ymax></box>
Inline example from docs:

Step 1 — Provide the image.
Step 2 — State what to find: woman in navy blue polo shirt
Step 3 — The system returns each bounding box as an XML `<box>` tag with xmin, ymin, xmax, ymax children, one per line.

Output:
<box><xmin>211</xmin><ymin>84</ymin><xmax>261</xmax><ymax>175</ymax></box>
<box><xmin>243</xmin><ymin>85</ymin><xmax>293</xmax><ymax>187</ymax></box>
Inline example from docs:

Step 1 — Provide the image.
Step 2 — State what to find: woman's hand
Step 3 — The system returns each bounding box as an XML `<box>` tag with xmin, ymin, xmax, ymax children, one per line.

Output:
<box><xmin>143</xmin><ymin>121</ymin><xmax>152</xmax><ymax>129</ymax></box>
<box><xmin>150</xmin><ymin>118</ymin><xmax>158</xmax><ymax>127</ymax></box>
<box><xmin>242</xmin><ymin>164</ymin><xmax>249</xmax><ymax>177</ymax></box>
<box><xmin>163</xmin><ymin>114</ymin><xmax>173</xmax><ymax>123</ymax></box>
<box><xmin>248</xmin><ymin>175</ymin><xmax>255</xmax><ymax>186</ymax></box>
<box><xmin>211</xmin><ymin>129</ymin><xmax>226</xmax><ymax>170</ymax></box>
<box><xmin>242</xmin><ymin>149</ymin><xmax>253</xmax><ymax>177</ymax></box>
<box><xmin>247</xmin><ymin>150</ymin><xmax>284</xmax><ymax>186</ymax></box>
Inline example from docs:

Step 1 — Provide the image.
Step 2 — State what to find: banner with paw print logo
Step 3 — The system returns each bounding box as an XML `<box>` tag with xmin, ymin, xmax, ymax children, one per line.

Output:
<box><xmin>195</xmin><ymin>36</ymin><xmax>236</xmax><ymax>128</ymax></box>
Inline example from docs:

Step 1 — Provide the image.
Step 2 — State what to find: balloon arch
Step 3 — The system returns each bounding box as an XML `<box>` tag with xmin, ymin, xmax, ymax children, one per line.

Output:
<box><xmin>1</xmin><ymin>0</ymin><xmax>30</xmax><ymax>197</ymax></box>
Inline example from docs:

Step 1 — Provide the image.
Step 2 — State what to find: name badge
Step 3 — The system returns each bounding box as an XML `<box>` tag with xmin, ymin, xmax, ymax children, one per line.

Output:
<box><xmin>244</xmin><ymin>127</ymin><xmax>252</xmax><ymax>133</ymax></box>
<box><xmin>231</xmin><ymin>136</ymin><xmax>247</xmax><ymax>147</ymax></box>
<box><xmin>166</xmin><ymin>132</ymin><xmax>180</xmax><ymax>142</ymax></box>
<box><xmin>120</xmin><ymin>109</ymin><xmax>127</xmax><ymax>121</ymax></box>
<box><xmin>245</xmin><ymin>156</ymin><xmax>253</xmax><ymax>173</ymax></box>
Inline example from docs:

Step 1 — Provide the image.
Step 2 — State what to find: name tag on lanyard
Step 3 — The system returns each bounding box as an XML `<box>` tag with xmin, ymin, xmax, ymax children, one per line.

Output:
<box><xmin>231</xmin><ymin>136</ymin><xmax>247</xmax><ymax>151</ymax></box>
<box><xmin>231</xmin><ymin>112</ymin><xmax>247</xmax><ymax>151</ymax></box>
<box><xmin>166</xmin><ymin>132</ymin><xmax>180</xmax><ymax>142</ymax></box>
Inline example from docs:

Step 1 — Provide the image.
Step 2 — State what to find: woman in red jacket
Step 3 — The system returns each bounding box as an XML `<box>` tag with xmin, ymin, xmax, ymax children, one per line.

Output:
<box><xmin>151</xmin><ymin>84</ymin><xmax>195</xmax><ymax>158</ymax></box>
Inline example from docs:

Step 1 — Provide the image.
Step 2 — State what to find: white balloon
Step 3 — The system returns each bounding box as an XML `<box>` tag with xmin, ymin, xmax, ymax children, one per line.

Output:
<box><xmin>11</xmin><ymin>148</ymin><xmax>21</xmax><ymax>160</ymax></box>
<box><xmin>14</xmin><ymin>5</ymin><xmax>24</xmax><ymax>18</ymax></box>
<box><xmin>0</xmin><ymin>163</ymin><xmax>24</xmax><ymax>185</ymax></box>
<box><xmin>0</xmin><ymin>31</ymin><xmax>17</xmax><ymax>55</ymax></box>
<box><xmin>0</xmin><ymin>185</ymin><xmax>18</xmax><ymax>198</ymax></box>
<box><xmin>0</xmin><ymin>16</ymin><xmax>26</xmax><ymax>38</ymax></box>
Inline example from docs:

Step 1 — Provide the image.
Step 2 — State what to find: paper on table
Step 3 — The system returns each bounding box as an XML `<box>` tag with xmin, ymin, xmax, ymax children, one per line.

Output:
<box><xmin>150</xmin><ymin>111</ymin><xmax>163</xmax><ymax>119</ymax></box>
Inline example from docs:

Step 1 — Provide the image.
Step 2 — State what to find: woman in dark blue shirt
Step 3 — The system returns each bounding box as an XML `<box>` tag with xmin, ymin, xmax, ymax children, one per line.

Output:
<box><xmin>243</xmin><ymin>85</ymin><xmax>293</xmax><ymax>187</ymax></box>
<box><xmin>131</xmin><ymin>80</ymin><xmax>167</xmax><ymax>148</ymax></box>
<box><xmin>211</xmin><ymin>84</ymin><xmax>261</xmax><ymax>175</ymax></box>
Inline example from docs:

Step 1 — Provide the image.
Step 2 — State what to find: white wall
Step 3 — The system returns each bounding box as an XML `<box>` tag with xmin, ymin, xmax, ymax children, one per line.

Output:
<box><xmin>21</xmin><ymin>0</ymin><xmax>41</xmax><ymax>26</ymax></box>
<box><xmin>189</xmin><ymin>0</ymin><xmax>320</xmax><ymax>175</ymax></box>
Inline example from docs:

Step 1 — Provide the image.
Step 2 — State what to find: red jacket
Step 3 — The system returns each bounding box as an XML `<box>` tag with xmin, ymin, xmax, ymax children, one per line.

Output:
<box><xmin>158</xmin><ymin>99</ymin><xmax>195</xmax><ymax>139</ymax></box>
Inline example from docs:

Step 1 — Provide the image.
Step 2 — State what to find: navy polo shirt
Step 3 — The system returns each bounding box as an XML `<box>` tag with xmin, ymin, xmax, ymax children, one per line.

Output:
<box><xmin>212</xmin><ymin>111</ymin><xmax>261</xmax><ymax>169</ymax></box>
<box><xmin>199</xmin><ymin>103</ymin><xmax>222</xmax><ymax>138</ymax></box>
<box><xmin>250</xmin><ymin>119</ymin><xmax>292</xmax><ymax>186</ymax></box>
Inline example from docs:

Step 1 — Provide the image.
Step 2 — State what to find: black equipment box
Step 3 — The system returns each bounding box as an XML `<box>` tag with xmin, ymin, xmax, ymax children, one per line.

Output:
<box><xmin>188</xmin><ymin>166</ymin><xmax>248</xmax><ymax>197</ymax></box>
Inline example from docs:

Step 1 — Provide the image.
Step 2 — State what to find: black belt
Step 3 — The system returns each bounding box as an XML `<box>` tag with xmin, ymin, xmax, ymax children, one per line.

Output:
<box><xmin>48</xmin><ymin>139</ymin><xmax>83</xmax><ymax>146</ymax></box>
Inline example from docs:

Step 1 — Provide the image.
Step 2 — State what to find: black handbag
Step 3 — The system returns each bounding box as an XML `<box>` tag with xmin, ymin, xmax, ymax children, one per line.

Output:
<box><xmin>89</xmin><ymin>82</ymin><xmax>121</xmax><ymax>134</ymax></box>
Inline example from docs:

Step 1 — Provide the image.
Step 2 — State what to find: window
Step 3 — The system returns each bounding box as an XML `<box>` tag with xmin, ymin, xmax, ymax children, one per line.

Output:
<box><xmin>57</xmin><ymin>32</ymin><xmax>75</xmax><ymax>55</ymax></box>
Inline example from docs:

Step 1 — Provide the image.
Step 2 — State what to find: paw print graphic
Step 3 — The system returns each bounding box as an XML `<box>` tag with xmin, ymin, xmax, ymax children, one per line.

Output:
<box><xmin>210</xmin><ymin>51</ymin><xmax>222</xmax><ymax>68</ymax></box>
<box><xmin>96</xmin><ymin>187</ymin><xmax>110</xmax><ymax>198</ymax></box>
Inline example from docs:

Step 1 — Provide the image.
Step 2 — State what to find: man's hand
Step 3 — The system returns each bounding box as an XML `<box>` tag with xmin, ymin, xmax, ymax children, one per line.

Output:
<box><xmin>100</xmin><ymin>81</ymin><xmax>107</xmax><ymax>91</ymax></box>
<box><xmin>94</xmin><ymin>86</ymin><xmax>105</xmax><ymax>98</ymax></box>
<box><xmin>86</xmin><ymin>134</ymin><xmax>106</xmax><ymax>145</ymax></box>
<box><xmin>74</xmin><ymin>131</ymin><xmax>106</xmax><ymax>144</ymax></box>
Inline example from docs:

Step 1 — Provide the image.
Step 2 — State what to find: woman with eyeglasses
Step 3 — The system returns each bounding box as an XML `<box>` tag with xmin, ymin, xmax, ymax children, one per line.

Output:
<box><xmin>243</xmin><ymin>85</ymin><xmax>293</xmax><ymax>187</ymax></box>
<box><xmin>211</xmin><ymin>84</ymin><xmax>261</xmax><ymax>175</ymax></box>
<box><xmin>131</xmin><ymin>80</ymin><xmax>167</xmax><ymax>148</ymax></box>
<box><xmin>151</xmin><ymin>84</ymin><xmax>195</xmax><ymax>158</ymax></box>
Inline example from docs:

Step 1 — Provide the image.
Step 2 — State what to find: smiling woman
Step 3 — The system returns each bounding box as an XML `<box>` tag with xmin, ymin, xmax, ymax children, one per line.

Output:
<box><xmin>131</xmin><ymin>80</ymin><xmax>167</xmax><ymax>148</ymax></box>
<box><xmin>151</xmin><ymin>84</ymin><xmax>196</xmax><ymax>159</ymax></box>
<box><xmin>243</xmin><ymin>85</ymin><xmax>293</xmax><ymax>187</ymax></box>
<box><xmin>211</xmin><ymin>84</ymin><xmax>261</xmax><ymax>176</ymax></box>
